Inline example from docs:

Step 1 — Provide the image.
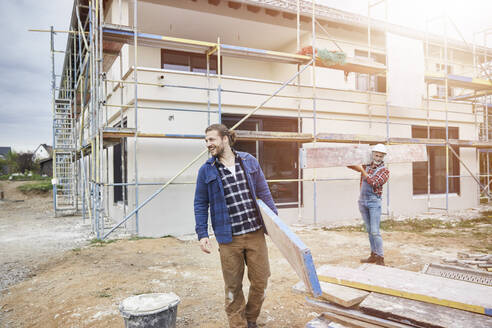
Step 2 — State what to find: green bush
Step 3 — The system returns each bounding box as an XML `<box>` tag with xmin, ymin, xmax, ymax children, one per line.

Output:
<box><xmin>17</xmin><ymin>181</ymin><xmax>53</xmax><ymax>194</ymax></box>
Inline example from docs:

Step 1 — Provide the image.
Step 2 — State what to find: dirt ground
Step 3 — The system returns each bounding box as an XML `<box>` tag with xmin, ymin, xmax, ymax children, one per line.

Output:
<box><xmin>0</xmin><ymin>180</ymin><xmax>490</xmax><ymax>328</ymax></box>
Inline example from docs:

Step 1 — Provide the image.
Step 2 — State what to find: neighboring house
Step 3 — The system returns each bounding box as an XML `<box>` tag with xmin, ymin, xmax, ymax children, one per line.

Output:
<box><xmin>0</xmin><ymin>147</ymin><xmax>12</xmax><ymax>175</ymax></box>
<box><xmin>32</xmin><ymin>144</ymin><xmax>53</xmax><ymax>162</ymax></box>
<box><xmin>33</xmin><ymin>144</ymin><xmax>53</xmax><ymax>177</ymax></box>
<box><xmin>57</xmin><ymin>0</ymin><xmax>492</xmax><ymax>236</ymax></box>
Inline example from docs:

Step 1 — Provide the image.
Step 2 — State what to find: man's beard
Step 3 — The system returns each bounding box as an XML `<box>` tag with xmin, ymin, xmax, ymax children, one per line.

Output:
<box><xmin>209</xmin><ymin>144</ymin><xmax>224</xmax><ymax>158</ymax></box>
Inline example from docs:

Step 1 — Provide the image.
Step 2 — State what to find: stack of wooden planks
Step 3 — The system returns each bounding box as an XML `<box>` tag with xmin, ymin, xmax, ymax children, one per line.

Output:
<box><xmin>299</xmin><ymin>264</ymin><xmax>492</xmax><ymax>327</ymax></box>
<box><xmin>255</xmin><ymin>199</ymin><xmax>492</xmax><ymax>327</ymax></box>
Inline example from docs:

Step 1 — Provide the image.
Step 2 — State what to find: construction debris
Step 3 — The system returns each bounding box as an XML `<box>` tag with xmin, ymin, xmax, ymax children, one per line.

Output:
<box><xmin>442</xmin><ymin>252</ymin><xmax>492</xmax><ymax>271</ymax></box>
<box><xmin>300</xmin><ymin>263</ymin><xmax>492</xmax><ymax>327</ymax></box>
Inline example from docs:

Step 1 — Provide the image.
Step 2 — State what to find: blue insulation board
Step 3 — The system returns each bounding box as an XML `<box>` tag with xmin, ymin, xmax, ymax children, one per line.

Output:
<box><xmin>257</xmin><ymin>200</ymin><xmax>322</xmax><ymax>297</ymax></box>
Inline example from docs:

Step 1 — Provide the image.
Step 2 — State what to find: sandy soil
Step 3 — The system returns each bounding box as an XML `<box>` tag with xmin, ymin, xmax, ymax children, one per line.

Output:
<box><xmin>0</xmin><ymin>180</ymin><xmax>490</xmax><ymax>327</ymax></box>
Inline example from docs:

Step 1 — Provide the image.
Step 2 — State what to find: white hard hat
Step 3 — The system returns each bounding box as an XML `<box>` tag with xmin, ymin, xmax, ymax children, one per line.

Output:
<box><xmin>372</xmin><ymin>143</ymin><xmax>387</xmax><ymax>154</ymax></box>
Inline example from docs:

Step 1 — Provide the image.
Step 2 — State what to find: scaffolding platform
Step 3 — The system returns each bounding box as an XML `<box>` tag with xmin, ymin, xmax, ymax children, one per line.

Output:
<box><xmin>452</xmin><ymin>89</ymin><xmax>492</xmax><ymax>101</ymax></box>
<box><xmin>101</xmin><ymin>129</ymin><xmax>492</xmax><ymax>148</ymax></box>
<box><xmin>102</xmin><ymin>25</ymin><xmax>310</xmax><ymax>65</ymax></box>
<box><xmin>425</xmin><ymin>73</ymin><xmax>492</xmax><ymax>91</ymax></box>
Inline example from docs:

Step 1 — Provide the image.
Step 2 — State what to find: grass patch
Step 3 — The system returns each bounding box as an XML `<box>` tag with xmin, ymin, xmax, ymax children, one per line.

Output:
<box><xmin>17</xmin><ymin>181</ymin><xmax>52</xmax><ymax>194</ymax></box>
<box><xmin>1</xmin><ymin>174</ymin><xmax>50</xmax><ymax>181</ymax></box>
<box><xmin>96</xmin><ymin>290</ymin><xmax>112</xmax><ymax>298</ymax></box>
<box><xmin>322</xmin><ymin>224</ymin><xmax>365</xmax><ymax>232</ymax></box>
<box><xmin>89</xmin><ymin>238</ymin><xmax>117</xmax><ymax>247</ymax></box>
<box><xmin>324</xmin><ymin>216</ymin><xmax>491</xmax><ymax>233</ymax></box>
<box><xmin>128</xmin><ymin>236</ymin><xmax>155</xmax><ymax>241</ymax></box>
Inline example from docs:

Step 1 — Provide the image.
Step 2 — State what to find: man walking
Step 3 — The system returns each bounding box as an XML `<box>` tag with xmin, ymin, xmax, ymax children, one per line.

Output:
<box><xmin>194</xmin><ymin>123</ymin><xmax>277</xmax><ymax>328</ymax></box>
<box><xmin>348</xmin><ymin>144</ymin><xmax>389</xmax><ymax>266</ymax></box>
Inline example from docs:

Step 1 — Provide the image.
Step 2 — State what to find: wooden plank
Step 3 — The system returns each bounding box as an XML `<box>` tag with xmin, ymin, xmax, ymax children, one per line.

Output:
<box><xmin>300</xmin><ymin>144</ymin><xmax>427</xmax><ymax>168</ymax></box>
<box><xmin>293</xmin><ymin>281</ymin><xmax>369</xmax><ymax>307</ymax></box>
<box><xmin>256</xmin><ymin>200</ymin><xmax>322</xmax><ymax>297</ymax></box>
<box><xmin>306</xmin><ymin>297</ymin><xmax>413</xmax><ymax>328</ymax></box>
<box><xmin>320</xmin><ymin>312</ymin><xmax>384</xmax><ymax>328</ymax></box>
<box><xmin>317</xmin><ymin>264</ymin><xmax>492</xmax><ymax>315</ymax></box>
<box><xmin>359</xmin><ymin>293</ymin><xmax>492</xmax><ymax>328</ymax></box>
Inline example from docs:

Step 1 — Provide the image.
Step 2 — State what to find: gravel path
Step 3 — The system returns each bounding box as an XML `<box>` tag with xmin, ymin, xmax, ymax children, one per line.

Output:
<box><xmin>0</xmin><ymin>181</ymin><xmax>92</xmax><ymax>292</ymax></box>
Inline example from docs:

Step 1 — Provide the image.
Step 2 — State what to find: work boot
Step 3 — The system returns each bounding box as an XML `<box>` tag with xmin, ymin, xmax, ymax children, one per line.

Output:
<box><xmin>360</xmin><ymin>252</ymin><xmax>377</xmax><ymax>263</ymax></box>
<box><xmin>247</xmin><ymin>322</ymin><xmax>258</xmax><ymax>328</ymax></box>
<box><xmin>374</xmin><ymin>255</ymin><xmax>385</xmax><ymax>266</ymax></box>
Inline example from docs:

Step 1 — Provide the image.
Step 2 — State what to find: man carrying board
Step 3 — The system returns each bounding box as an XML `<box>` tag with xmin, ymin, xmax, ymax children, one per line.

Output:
<box><xmin>348</xmin><ymin>144</ymin><xmax>390</xmax><ymax>266</ymax></box>
<box><xmin>194</xmin><ymin>123</ymin><xmax>277</xmax><ymax>328</ymax></box>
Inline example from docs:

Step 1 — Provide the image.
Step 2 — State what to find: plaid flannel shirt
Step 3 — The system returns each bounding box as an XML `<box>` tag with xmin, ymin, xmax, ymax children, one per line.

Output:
<box><xmin>360</xmin><ymin>162</ymin><xmax>389</xmax><ymax>197</ymax></box>
<box><xmin>216</xmin><ymin>156</ymin><xmax>262</xmax><ymax>236</ymax></box>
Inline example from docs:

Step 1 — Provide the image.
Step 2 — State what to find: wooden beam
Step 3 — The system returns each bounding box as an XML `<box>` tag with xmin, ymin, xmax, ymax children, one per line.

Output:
<box><xmin>317</xmin><ymin>264</ymin><xmax>492</xmax><ymax>315</ymax></box>
<box><xmin>300</xmin><ymin>144</ymin><xmax>427</xmax><ymax>168</ymax></box>
<box><xmin>246</xmin><ymin>4</ymin><xmax>260</xmax><ymax>13</ymax></box>
<box><xmin>227</xmin><ymin>1</ymin><xmax>241</xmax><ymax>9</ymax></box>
<box><xmin>359</xmin><ymin>293</ymin><xmax>492</xmax><ymax>328</ymax></box>
<box><xmin>257</xmin><ymin>200</ymin><xmax>322</xmax><ymax>297</ymax></box>
<box><xmin>100</xmin><ymin>128</ymin><xmax>492</xmax><ymax>148</ymax></box>
<box><xmin>265</xmin><ymin>9</ymin><xmax>280</xmax><ymax>17</ymax></box>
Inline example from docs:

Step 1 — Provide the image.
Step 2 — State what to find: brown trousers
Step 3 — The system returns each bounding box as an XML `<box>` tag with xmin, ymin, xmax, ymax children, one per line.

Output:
<box><xmin>218</xmin><ymin>228</ymin><xmax>270</xmax><ymax>328</ymax></box>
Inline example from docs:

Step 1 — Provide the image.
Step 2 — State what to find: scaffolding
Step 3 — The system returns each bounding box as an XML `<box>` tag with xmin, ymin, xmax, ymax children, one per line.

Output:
<box><xmin>47</xmin><ymin>0</ymin><xmax>492</xmax><ymax>239</ymax></box>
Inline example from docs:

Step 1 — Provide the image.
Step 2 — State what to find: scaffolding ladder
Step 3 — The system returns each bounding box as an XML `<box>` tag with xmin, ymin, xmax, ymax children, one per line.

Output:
<box><xmin>53</xmin><ymin>98</ymin><xmax>76</xmax><ymax>215</ymax></box>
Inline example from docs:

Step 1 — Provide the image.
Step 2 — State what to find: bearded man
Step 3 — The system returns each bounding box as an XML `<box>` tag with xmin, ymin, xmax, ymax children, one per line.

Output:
<box><xmin>194</xmin><ymin>123</ymin><xmax>277</xmax><ymax>328</ymax></box>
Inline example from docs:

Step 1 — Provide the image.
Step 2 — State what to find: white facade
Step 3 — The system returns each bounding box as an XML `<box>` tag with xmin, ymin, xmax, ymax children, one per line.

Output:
<box><xmin>95</xmin><ymin>0</ymin><xmax>482</xmax><ymax>237</ymax></box>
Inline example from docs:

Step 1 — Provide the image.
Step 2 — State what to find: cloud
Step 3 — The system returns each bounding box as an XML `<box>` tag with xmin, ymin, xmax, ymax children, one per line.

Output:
<box><xmin>0</xmin><ymin>0</ymin><xmax>72</xmax><ymax>152</ymax></box>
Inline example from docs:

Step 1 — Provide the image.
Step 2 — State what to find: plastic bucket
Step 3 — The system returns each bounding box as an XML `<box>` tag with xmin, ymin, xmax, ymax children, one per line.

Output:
<box><xmin>119</xmin><ymin>292</ymin><xmax>180</xmax><ymax>328</ymax></box>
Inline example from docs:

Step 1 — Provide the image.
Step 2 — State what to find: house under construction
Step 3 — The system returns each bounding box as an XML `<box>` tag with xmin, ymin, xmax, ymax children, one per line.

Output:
<box><xmin>50</xmin><ymin>0</ymin><xmax>492</xmax><ymax>238</ymax></box>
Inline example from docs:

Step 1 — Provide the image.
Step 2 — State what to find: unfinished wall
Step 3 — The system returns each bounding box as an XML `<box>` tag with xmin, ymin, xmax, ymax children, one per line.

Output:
<box><xmin>99</xmin><ymin>0</ymin><xmax>482</xmax><ymax>237</ymax></box>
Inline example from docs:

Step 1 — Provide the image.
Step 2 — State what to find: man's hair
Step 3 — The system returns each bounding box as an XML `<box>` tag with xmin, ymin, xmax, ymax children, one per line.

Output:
<box><xmin>205</xmin><ymin>124</ymin><xmax>237</xmax><ymax>146</ymax></box>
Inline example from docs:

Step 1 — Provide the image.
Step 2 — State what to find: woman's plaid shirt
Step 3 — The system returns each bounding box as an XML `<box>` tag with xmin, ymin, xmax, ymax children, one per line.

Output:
<box><xmin>361</xmin><ymin>162</ymin><xmax>390</xmax><ymax>197</ymax></box>
<box><xmin>216</xmin><ymin>157</ymin><xmax>262</xmax><ymax>236</ymax></box>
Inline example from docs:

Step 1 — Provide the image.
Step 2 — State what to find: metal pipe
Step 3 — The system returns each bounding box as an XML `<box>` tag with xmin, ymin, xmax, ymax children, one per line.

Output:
<box><xmin>312</xmin><ymin>0</ymin><xmax>317</xmax><ymax>226</ymax></box>
<box><xmin>133</xmin><ymin>0</ymin><xmax>140</xmax><ymax>234</ymax></box>
<box><xmin>50</xmin><ymin>26</ymin><xmax>58</xmax><ymax>214</ymax></box>
<box><xmin>218</xmin><ymin>37</ymin><xmax>222</xmax><ymax>123</ymax></box>
<box><xmin>444</xmin><ymin>15</ymin><xmax>449</xmax><ymax>212</ymax></box>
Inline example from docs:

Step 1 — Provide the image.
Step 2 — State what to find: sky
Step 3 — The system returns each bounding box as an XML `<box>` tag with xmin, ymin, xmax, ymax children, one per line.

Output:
<box><xmin>0</xmin><ymin>0</ymin><xmax>491</xmax><ymax>152</ymax></box>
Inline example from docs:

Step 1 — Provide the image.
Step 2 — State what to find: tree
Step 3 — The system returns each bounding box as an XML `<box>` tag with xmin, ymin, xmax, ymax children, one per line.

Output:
<box><xmin>0</xmin><ymin>151</ymin><xmax>19</xmax><ymax>174</ymax></box>
<box><xmin>17</xmin><ymin>152</ymin><xmax>39</xmax><ymax>174</ymax></box>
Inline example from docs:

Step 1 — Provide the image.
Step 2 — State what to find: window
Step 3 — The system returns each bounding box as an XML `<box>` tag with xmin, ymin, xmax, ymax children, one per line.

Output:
<box><xmin>113</xmin><ymin>119</ymin><xmax>127</xmax><ymax>204</ymax></box>
<box><xmin>354</xmin><ymin>49</ymin><xmax>386</xmax><ymax>93</ymax></box>
<box><xmin>412</xmin><ymin>125</ymin><xmax>460</xmax><ymax>195</ymax></box>
<box><xmin>222</xmin><ymin>115</ymin><xmax>301</xmax><ymax>207</ymax></box>
<box><xmin>161</xmin><ymin>49</ymin><xmax>220</xmax><ymax>74</ymax></box>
